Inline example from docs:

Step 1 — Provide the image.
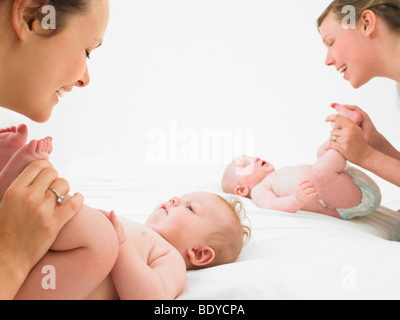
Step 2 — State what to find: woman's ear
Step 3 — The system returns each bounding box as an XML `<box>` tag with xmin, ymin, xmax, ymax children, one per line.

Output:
<box><xmin>234</xmin><ymin>185</ymin><xmax>250</xmax><ymax>197</ymax></box>
<box><xmin>12</xmin><ymin>0</ymin><xmax>42</xmax><ymax>40</ymax></box>
<box><xmin>187</xmin><ymin>246</ymin><xmax>215</xmax><ymax>268</ymax></box>
<box><xmin>360</xmin><ymin>9</ymin><xmax>377</xmax><ymax>37</ymax></box>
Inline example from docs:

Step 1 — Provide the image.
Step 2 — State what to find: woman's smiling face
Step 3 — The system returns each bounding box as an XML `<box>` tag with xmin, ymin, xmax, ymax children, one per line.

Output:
<box><xmin>320</xmin><ymin>10</ymin><xmax>378</xmax><ymax>89</ymax></box>
<box><xmin>2</xmin><ymin>0</ymin><xmax>109</xmax><ymax>122</ymax></box>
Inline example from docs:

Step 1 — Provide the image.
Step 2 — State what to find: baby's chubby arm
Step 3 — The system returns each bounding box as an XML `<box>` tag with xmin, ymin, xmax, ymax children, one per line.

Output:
<box><xmin>251</xmin><ymin>179</ymin><xmax>318</xmax><ymax>213</ymax></box>
<box><xmin>111</xmin><ymin>239</ymin><xmax>186</xmax><ymax>300</ymax></box>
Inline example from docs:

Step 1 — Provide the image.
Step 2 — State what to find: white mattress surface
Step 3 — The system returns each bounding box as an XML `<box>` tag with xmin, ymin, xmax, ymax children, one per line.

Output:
<box><xmin>65</xmin><ymin>154</ymin><xmax>400</xmax><ymax>300</ymax></box>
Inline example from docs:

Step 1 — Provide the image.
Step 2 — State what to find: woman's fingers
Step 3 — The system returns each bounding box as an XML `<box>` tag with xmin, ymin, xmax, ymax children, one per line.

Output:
<box><xmin>10</xmin><ymin>160</ymin><xmax>53</xmax><ymax>188</ymax></box>
<box><xmin>5</xmin><ymin>158</ymin><xmax>84</xmax><ymax>233</ymax></box>
<box><xmin>30</xmin><ymin>167</ymin><xmax>59</xmax><ymax>196</ymax></box>
<box><xmin>56</xmin><ymin>193</ymin><xmax>84</xmax><ymax>226</ymax></box>
<box><xmin>45</xmin><ymin>178</ymin><xmax>70</xmax><ymax>205</ymax></box>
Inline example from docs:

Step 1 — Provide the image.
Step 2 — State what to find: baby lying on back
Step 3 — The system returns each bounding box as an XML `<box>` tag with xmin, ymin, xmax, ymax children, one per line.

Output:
<box><xmin>222</xmin><ymin>105</ymin><xmax>381</xmax><ymax>220</ymax></box>
<box><xmin>0</xmin><ymin>124</ymin><xmax>251</xmax><ymax>300</ymax></box>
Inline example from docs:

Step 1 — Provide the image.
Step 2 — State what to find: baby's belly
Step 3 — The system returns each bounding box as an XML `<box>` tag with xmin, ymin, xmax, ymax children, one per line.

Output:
<box><xmin>271</xmin><ymin>165</ymin><xmax>342</xmax><ymax>219</ymax></box>
<box><xmin>271</xmin><ymin>165</ymin><xmax>313</xmax><ymax>196</ymax></box>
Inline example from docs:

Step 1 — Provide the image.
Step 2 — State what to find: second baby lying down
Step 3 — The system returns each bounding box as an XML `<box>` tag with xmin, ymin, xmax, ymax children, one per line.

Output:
<box><xmin>222</xmin><ymin>105</ymin><xmax>381</xmax><ymax>220</ymax></box>
<box><xmin>222</xmin><ymin>140</ymin><xmax>381</xmax><ymax>220</ymax></box>
<box><xmin>222</xmin><ymin>150</ymin><xmax>381</xmax><ymax>220</ymax></box>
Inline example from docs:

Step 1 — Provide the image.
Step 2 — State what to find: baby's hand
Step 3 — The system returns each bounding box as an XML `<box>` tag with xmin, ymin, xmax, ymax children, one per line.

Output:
<box><xmin>295</xmin><ymin>179</ymin><xmax>318</xmax><ymax>204</ymax></box>
<box><xmin>99</xmin><ymin>209</ymin><xmax>126</xmax><ymax>245</ymax></box>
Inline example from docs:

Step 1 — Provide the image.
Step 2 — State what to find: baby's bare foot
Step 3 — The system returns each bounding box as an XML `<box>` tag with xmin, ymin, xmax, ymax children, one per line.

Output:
<box><xmin>0</xmin><ymin>137</ymin><xmax>53</xmax><ymax>200</ymax></box>
<box><xmin>333</xmin><ymin>104</ymin><xmax>363</xmax><ymax>125</ymax></box>
<box><xmin>0</xmin><ymin>124</ymin><xmax>28</xmax><ymax>171</ymax></box>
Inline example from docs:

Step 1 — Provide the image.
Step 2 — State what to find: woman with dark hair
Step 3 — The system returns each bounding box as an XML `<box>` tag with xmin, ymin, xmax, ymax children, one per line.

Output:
<box><xmin>0</xmin><ymin>0</ymin><xmax>109</xmax><ymax>299</ymax></box>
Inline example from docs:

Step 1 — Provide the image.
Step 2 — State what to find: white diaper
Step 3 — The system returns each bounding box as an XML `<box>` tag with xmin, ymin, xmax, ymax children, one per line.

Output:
<box><xmin>336</xmin><ymin>166</ymin><xmax>381</xmax><ymax>220</ymax></box>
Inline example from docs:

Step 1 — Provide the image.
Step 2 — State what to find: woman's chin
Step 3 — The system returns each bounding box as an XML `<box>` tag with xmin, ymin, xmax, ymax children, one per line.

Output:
<box><xmin>349</xmin><ymin>74</ymin><xmax>372</xmax><ymax>89</ymax></box>
<box><xmin>350</xmin><ymin>81</ymin><xmax>361</xmax><ymax>89</ymax></box>
<box><xmin>27</xmin><ymin>103</ymin><xmax>56</xmax><ymax>123</ymax></box>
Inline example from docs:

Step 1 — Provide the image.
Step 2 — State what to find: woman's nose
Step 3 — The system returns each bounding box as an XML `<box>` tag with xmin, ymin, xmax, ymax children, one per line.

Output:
<box><xmin>169</xmin><ymin>197</ymin><xmax>180</xmax><ymax>207</ymax></box>
<box><xmin>325</xmin><ymin>52</ymin><xmax>335</xmax><ymax>66</ymax></box>
<box><xmin>75</xmin><ymin>66</ymin><xmax>90</xmax><ymax>88</ymax></box>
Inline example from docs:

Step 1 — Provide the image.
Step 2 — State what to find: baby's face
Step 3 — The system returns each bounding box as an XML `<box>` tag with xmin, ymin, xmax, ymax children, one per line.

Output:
<box><xmin>224</xmin><ymin>155</ymin><xmax>275</xmax><ymax>191</ymax></box>
<box><xmin>146</xmin><ymin>192</ymin><xmax>229</xmax><ymax>252</ymax></box>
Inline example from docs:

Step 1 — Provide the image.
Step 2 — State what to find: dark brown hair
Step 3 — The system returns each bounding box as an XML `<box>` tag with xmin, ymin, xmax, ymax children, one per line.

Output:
<box><xmin>1</xmin><ymin>0</ymin><xmax>90</xmax><ymax>35</ymax></box>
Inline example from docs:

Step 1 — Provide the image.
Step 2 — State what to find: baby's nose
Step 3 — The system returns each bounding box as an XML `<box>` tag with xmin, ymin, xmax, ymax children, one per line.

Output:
<box><xmin>169</xmin><ymin>196</ymin><xmax>180</xmax><ymax>207</ymax></box>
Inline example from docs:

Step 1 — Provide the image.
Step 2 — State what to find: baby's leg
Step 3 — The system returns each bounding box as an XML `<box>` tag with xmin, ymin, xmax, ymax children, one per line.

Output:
<box><xmin>15</xmin><ymin>198</ymin><xmax>119</xmax><ymax>300</ymax></box>
<box><xmin>316</xmin><ymin>140</ymin><xmax>330</xmax><ymax>159</ymax></box>
<box><xmin>0</xmin><ymin>137</ymin><xmax>52</xmax><ymax>200</ymax></box>
<box><xmin>310</xmin><ymin>149</ymin><xmax>362</xmax><ymax>209</ymax></box>
<box><xmin>0</xmin><ymin>124</ymin><xmax>28</xmax><ymax>172</ymax></box>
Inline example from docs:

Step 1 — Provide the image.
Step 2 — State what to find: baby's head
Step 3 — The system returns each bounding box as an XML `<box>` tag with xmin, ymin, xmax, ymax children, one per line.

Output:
<box><xmin>146</xmin><ymin>192</ymin><xmax>251</xmax><ymax>270</ymax></box>
<box><xmin>222</xmin><ymin>155</ymin><xmax>275</xmax><ymax>198</ymax></box>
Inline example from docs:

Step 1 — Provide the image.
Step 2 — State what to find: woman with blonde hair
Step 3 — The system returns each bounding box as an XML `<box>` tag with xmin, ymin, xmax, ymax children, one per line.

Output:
<box><xmin>318</xmin><ymin>0</ymin><xmax>400</xmax><ymax>238</ymax></box>
<box><xmin>318</xmin><ymin>0</ymin><xmax>400</xmax><ymax>186</ymax></box>
<box><xmin>0</xmin><ymin>0</ymin><xmax>109</xmax><ymax>299</ymax></box>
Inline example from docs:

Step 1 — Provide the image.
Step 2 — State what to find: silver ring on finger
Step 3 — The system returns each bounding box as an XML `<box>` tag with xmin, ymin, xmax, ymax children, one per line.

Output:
<box><xmin>330</xmin><ymin>135</ymin><xmax>338</xmax><ymax>142</ymax></box>
<box><xmin>48</xmin><ymin>187</ymin><xmax>65</xmax><ymax>204</ymax></box>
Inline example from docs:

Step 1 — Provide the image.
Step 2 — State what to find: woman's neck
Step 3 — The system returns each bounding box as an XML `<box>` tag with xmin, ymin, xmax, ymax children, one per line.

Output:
<box><xmin>375</xmin><ymin>28</ymin><xmax>400</xmax><ymax>83</ymax></box>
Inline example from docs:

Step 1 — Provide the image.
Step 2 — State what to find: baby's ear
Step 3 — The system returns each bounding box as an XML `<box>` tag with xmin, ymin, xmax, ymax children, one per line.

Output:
<box><xmin>234</xmin><ymin>185</ymin><xmax>250</xmax><ymax>197</ymax></box>
<box><xmin>187</xmin><ymin>246</ymin><xmax>215</xmax><ymax>268</ymax></box>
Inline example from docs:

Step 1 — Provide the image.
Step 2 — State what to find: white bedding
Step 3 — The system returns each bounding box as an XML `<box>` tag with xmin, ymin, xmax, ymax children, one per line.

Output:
<box><xmin>65</xmin><ymin>154</ymin><xmax>400</xmax><ymax>300</ymax></box>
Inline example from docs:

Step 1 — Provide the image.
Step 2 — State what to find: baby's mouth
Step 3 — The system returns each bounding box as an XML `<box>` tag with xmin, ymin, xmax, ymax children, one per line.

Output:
<box><xmin>160</xmin><ymin>204</ymin><xmax>168</xmax><ymax>214</ymax></box>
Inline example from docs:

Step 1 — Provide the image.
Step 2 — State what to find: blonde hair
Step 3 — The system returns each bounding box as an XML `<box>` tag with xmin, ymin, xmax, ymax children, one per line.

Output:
<box><xmin>317</xmin><ymin>0</ymin><xmax>400</xmax><ymax>32</ymax></box>
<box><xmin>191</xmin><ymin>195</ymin><xmax>251</xmax><ymax>270</ymax></box>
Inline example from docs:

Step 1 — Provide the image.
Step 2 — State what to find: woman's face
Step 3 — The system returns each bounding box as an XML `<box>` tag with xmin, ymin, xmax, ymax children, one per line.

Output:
<box><xmin>320</xmin><ymin>11</ymin><xmax>377</xmax><ymax>89</ymax></box>
<box><xmin>10</xmin><ymin>0</ymin><xmax>109</xmax><ymax>122</ymax></box>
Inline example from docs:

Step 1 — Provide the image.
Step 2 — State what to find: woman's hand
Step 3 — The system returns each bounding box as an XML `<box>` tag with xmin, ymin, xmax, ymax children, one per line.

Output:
<box><xmin>327</xmin><ymin>103</ymin><xmax>400</xmax><ymax>162</ymax></box>
<box><xmin>330</xmin><ymin>103</ymin><xmax>381</xmax><ymax>147</ymax></box>
<box><xmin>325</xmin><ymin>113</ymin><xmax>374</xmax><ymax>167</ymax></box>
<box><xmin>0</xmin><ymin>160</ymin><xmax>83</xmax><ymax>299</ymax></box>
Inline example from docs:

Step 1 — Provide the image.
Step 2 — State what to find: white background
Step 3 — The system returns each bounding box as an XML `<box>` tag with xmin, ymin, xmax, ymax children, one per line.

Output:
<box><xmin>1</xmin><ymin>0</ymin><xmax>399</xmax><ymax>185</ymax></box>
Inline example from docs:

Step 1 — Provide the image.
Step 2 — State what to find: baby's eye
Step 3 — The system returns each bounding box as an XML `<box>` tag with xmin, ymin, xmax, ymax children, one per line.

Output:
<box><xmin>187</xmin><ymin>205</ymin><xmax>194</xmax><ymax>212</ymax></box>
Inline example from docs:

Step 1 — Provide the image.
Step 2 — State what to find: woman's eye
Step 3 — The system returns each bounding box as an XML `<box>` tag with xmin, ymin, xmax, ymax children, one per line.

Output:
<box><xmin>86</xmin><ymin>50</ymin><xmax>91</xmax><ymax>59</ymax></box>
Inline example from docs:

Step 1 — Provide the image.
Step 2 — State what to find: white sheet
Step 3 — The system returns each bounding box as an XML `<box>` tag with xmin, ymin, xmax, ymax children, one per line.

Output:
<box><xmin>65</xmin><ymin>154</ymin><xmax>400</xmax><ymax>300</ymax></box>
